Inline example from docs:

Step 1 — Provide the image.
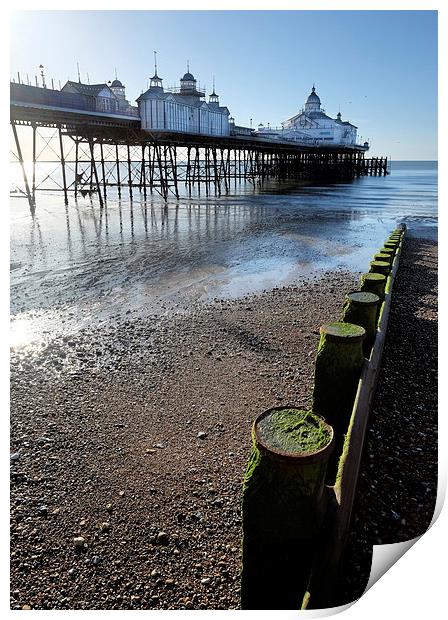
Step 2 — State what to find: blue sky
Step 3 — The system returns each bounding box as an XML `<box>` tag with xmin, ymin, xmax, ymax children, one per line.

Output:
<box><xmin>10</xmin><ymin>10</ymin><xmax>437</xmax><ymax>159</ymax></box>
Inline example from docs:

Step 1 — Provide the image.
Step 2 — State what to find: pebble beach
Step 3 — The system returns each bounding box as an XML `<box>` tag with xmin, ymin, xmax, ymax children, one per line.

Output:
<box><xmin>10</xmin><ymin>235</ymin><xmax>437</xmax><ymax>610</ymax></box>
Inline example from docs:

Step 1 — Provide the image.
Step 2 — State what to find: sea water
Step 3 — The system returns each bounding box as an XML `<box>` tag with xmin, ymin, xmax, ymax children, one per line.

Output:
<box><xmin>10</xmin><ymin>161</ymin><xmax>437</xmax><ymax>347</ymax></box>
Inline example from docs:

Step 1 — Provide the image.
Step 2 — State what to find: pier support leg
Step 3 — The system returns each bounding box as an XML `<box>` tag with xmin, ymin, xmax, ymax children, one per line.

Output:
<box><xmin>58</xmin><ymin>125</ymin><xmax>69</xmax><ymax>206</ymax></box>
<box><xmin>32</xmin><ymin>123</ymin><xmax>36</xmax><ymax>203</ymax></box>
<box><xmin>89</xmin><ymin>139</ymin><xmax>104</xmax><ymax>208</ymax></box>
<box><xmin>12</xmin><ymin>121</ymin><xmax>34</xmax><ymax>213</ymax></box>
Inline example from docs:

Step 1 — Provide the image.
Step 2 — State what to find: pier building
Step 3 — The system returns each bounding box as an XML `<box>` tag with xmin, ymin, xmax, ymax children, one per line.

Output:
<box><xmin>137</xmin><ymin>64</ymin><xmax>230</xmax><ymax>136</ymax></box>
<box><xmin>256</xmin><ymin>86</ymin><xmax>360</xmax><ymax>147</ymax></box>
<box><xmin>62</xmin><ymin>76</ymin><xmax>136</xmax><ymax>116</ymax></box>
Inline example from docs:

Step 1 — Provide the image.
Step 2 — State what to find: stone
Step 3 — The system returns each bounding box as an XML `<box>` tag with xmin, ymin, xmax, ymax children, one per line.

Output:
<box><xmin>73</xmin><ymin>536</ymin><xmax>86</xmax><ymax>550</ymax></box>
<box><xmin>156</xmin><ymin>531</ymin><xmax>169</xmax><ymax>545</ymax></box>
<box><xmin>197</xmin><ymin>432</ymin><xmax>207</xmax><ymax>439</ymax></box>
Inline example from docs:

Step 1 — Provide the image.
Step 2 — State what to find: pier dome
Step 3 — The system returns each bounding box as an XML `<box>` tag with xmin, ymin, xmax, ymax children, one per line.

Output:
<box><xmin>306</xmin><ymin>86</ymin><xmax>320</xmax><ymax>104</ymax></box>
<box><xmin>111</xmin><ymin>79</ymin><xmax>124</xmax><ymax>88</ymax></box>
<box><xmin>305</xmin><ymin>86</ymin><xmax>321</xmax><ymax>113</ymax></box>
<box><xmin>182</xmin><ymin>72</ymin><xmax>195</xmax><ymax>81</ymax></box>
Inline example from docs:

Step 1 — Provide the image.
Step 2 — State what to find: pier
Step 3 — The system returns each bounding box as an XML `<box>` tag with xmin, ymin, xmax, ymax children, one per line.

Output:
<box><xmin>10</xmin><ymin>82</ymin><xmax>388</xmax><ymax>211</ymax></box>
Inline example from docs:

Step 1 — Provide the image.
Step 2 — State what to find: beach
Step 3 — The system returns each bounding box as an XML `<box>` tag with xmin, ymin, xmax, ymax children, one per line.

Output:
<box><xmin>10</xmin><ymin>235</ymin><xmax>437</xmax><ymax>609</ymax></box>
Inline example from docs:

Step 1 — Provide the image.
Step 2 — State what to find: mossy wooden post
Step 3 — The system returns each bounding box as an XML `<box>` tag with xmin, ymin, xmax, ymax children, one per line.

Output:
<box><xmin>374</xmin><ymin>252</ymin><xmax>393</xmax><ymax>265</ymax></box>
<box><xmin>360</xmin><ymin>273</ymin><xmax>386</xmax><ymax>324</ymax></box>
<box><xmin>241</xmin><ymin>407</ymin><xmax>334</xmax><ymax>610</ymax></box>
<box><xmin>379</xmin><ymin>247</ymin><xmax>395</xmax><ymax>259</ymax></box>
<box><xmin>384</xmin><ymin>241</ymin><xmax>398</xmax><ymax>252</ymax></box>
<box><xmin>312</xmin><ymin>322</ymin><xmax>365</xmax><ymax>482</ymax></box>
<box><xmin>342</xmin><ymin>291</ymin><xmax>380</xmax><ymax>357</ymax></box>
<box><xmin>360</xmin><ymin>272</ymin><xmax>386</xmax><ymax>299</ymax></box>
<box><xmin>369</xmin><ymin>260</ymin><xmax>390</xmax><ymax>276</ymax></box>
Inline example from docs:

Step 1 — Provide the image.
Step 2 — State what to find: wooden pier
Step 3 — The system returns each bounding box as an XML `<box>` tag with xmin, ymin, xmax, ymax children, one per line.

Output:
<box><xmin>10</xmin><ymin>88</ymin><xmax>388</xmax><ymax>212</ymax></box>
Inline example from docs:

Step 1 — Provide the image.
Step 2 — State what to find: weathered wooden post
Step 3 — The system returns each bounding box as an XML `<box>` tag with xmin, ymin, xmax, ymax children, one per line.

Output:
<box><xmin>360</xmin><ymin>272</ymin><xmax>387</xmax><ymax>299</ymax></box>
<box><xmin>373</xmin><ymin>252</ymin><xmax>393</xmax><ymax>265</ymax></box>
<box><xmin>360</xmin><ymin>272</ymin><xmax>387</xmax><ymax>324</ymax></box>
<box><xmin>379</xmin><ymin>247</ymin><xmax>395</xmax><ymax>259</ymax></box>
<box><xmin>369</xmin><ymin>260</ymin><xmax>391</xmax><ymax>276</ymax></box>
<box><xmin>383</xmin><ymin>241</ymin><xmax>399</xmax><ymax>253</ymax></box>
<box><xmin>341</xmin><ymin>291</ymin><xmax>380</xmax><ymax>357</ymax></box>
<box><xmin>312</xmin><ymin>322</ymin><xmax>365</xmax><ymax>481</ymax></box>
<box><xmin>241</xmin><ymin>407</ymin><xmax>334</xmax><ymax>610</ymax></box>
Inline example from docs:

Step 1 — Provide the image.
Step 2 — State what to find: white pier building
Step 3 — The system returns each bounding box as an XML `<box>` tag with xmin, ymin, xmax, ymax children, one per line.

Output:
<box><xmin>137</xmin><ymin>61</ymin><xmax>230</xmax><ymax>136</ymax></box>
<box><xmin>256</xmin><ymin>86</ymin><xmax>361</xmax><ymax>147</ymax></box>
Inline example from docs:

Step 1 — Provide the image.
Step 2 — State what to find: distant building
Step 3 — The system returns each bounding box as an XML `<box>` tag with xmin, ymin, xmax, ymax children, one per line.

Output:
<box><xmin>255</xmin><ymin>86</ymin><xmax>359</xmax><ymax>146</ymax></box>
<box><xmin>137</xmin><ymin>63</ymin><xmax>230</xmax><ymax>136</ymax></box>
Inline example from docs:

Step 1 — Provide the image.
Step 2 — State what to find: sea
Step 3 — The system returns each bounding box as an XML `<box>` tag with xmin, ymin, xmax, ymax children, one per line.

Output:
<box><xmin>10</xmin><ymin>160</ymin><xmax>437</xmax><ymax>348</ymax></box>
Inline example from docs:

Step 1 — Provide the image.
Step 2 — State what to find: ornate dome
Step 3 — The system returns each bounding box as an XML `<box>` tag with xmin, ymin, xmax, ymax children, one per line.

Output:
<box><xmin>111</xmin><ymin>79</ymin><xmax>124</xmax><ymax>88</ymax></box>
<box><xmin>181</xmin><ymin>72</ymin><xmax>195</xmax><ymax>81</ymax></box>
<box><xmin>306</xmin><ymin>86</ymin><xmax>320</xmax><ymax>104</ymax></box>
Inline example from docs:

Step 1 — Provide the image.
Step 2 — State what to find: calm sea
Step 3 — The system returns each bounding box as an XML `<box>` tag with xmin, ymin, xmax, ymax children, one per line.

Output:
<box><xmin>10</xmin><ymin>160</ymin><xmax>437</xmax><ymax>347</ymax></box>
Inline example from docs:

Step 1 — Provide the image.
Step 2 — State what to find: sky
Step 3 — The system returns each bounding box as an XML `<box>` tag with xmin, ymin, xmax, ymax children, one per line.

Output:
<box><xmin>10</xmin><ymin>10</ymin><xmax>438</xmax><ymax>160</ymax></box>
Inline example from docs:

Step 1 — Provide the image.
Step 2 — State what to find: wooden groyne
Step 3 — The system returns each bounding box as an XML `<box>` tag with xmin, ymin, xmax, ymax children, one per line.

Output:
<box><xmin>240</xmin><ymin>225</ymin><xmax>406</xmax><ymax>610</ymax></box>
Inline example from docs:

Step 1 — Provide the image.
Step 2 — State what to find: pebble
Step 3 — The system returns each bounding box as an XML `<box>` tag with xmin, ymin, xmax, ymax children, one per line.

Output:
<box><xmin>197</xmin><ymin>432</ymin><xmax>207</xmax><ymax>439</ymax></box>
<box><xmin>156</xmin><ymin>531</ymin><xmax>169</xmax><ymax>545</ymax></box>
<box><xmin>73</xmin><ymin>536</ymin><xmax>86</xmax><ymax>550</ymax></box>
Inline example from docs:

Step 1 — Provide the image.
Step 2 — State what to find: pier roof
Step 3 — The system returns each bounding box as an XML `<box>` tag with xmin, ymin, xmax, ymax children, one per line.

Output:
<box><xmin>63</xmin><ymin>81</ymin><xmax>113</xmax><ymax>97</ymax></box>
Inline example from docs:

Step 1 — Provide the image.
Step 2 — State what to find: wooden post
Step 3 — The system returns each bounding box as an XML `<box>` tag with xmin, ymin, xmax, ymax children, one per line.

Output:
<box><xmin>341</xmin><ymin>291</ymin><xmax>380</xmax><ymax>357</ymax></box>
<box><xmin>241</xmin><ymin>407</ymin><xmax>334</xmax><ymax>610</ymax></box>
<box><xmin>312</xmin><ymin>322</ymin><xmax>366</xmax><ymax>482</ymax></box>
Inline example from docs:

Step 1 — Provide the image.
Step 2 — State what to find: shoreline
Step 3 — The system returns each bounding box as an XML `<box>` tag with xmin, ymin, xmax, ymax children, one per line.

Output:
<box><xmin>10</xmin><ymin>237</ymin><xmax>437</xmax><ymax>610</ymax></box>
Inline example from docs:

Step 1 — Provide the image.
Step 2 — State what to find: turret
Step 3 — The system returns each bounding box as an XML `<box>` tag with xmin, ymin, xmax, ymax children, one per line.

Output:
<box><xmin>109</xmin><ymin>69</ymin><xmax>126</xmax><ymax>100</ymax></box>
<box><xmin>149</xmin><ymin>51</ymin><xmax>163</xmax><ymax>90</ymax></box>
<box><xmin>209</xmin><ymin>77</ymin><xmax>219</xmax><ymax>108</ymax></box>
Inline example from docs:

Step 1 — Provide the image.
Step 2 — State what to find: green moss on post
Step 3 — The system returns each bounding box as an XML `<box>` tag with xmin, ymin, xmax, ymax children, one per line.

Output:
<box><xmin>374</xmin><ymin>252</ymin><xmax>393</xmax><ymax>265</ymax></box>
<box><xmin>312</xmin><ymin>322</ymin><xmax>365</xmax><ymax>482</ymax></box>
<box><xmin>241</xmin><ymin>407</ymin><xmax>334</xmax><ymax>610</ymax></box>
<box><xmin>342</xmin><ymin>291</ymin><xmax>380</xmax><ymax>357</ymax></box>
<box><xmin>380</xmin><ymin>247</ymin><xmax>395</xmax><ymax>258</ymax></box>
<box><xmin>360</xmin><ymin>272</ymin><xmax>387</xmax><ymax>300</ymax></box>
<box><xmin>369</xmin><ymin>260</ymin><xmax>391</xmax><ymax>276</ymax></box>
<box><xmin>384</xmin><ymin>241</ymin><xmax>398</xmax><ymax>252</ymax></box>
<box><xmin>360</xmin><ymin>273</ymin><xmax>386</xmax><ymax>324</ymax></box>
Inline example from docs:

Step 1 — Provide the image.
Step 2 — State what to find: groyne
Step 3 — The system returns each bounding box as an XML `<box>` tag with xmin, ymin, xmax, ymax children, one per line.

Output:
<box><xmin>241</xmin><ymin>225</ymin><xmax>406</xmax><ymax>610</ymax></box>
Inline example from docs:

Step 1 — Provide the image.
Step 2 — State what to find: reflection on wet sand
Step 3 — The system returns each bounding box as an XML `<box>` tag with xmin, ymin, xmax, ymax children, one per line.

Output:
<box><xmin>10</xmin><ymin>163</ymin><xmax>437</xmax><ymax>347</ymax></box>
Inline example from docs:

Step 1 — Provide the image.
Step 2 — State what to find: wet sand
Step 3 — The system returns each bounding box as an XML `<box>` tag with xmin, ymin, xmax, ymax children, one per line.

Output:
<box><xmin>10</xmin><ymin>268</ymin><xmax>358</xmax><ymax>610</ymax></box>
<box><xmin>10</xmin><ymin>237</ymin><xmax>437</xmax><ymax>610</ymax></box>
